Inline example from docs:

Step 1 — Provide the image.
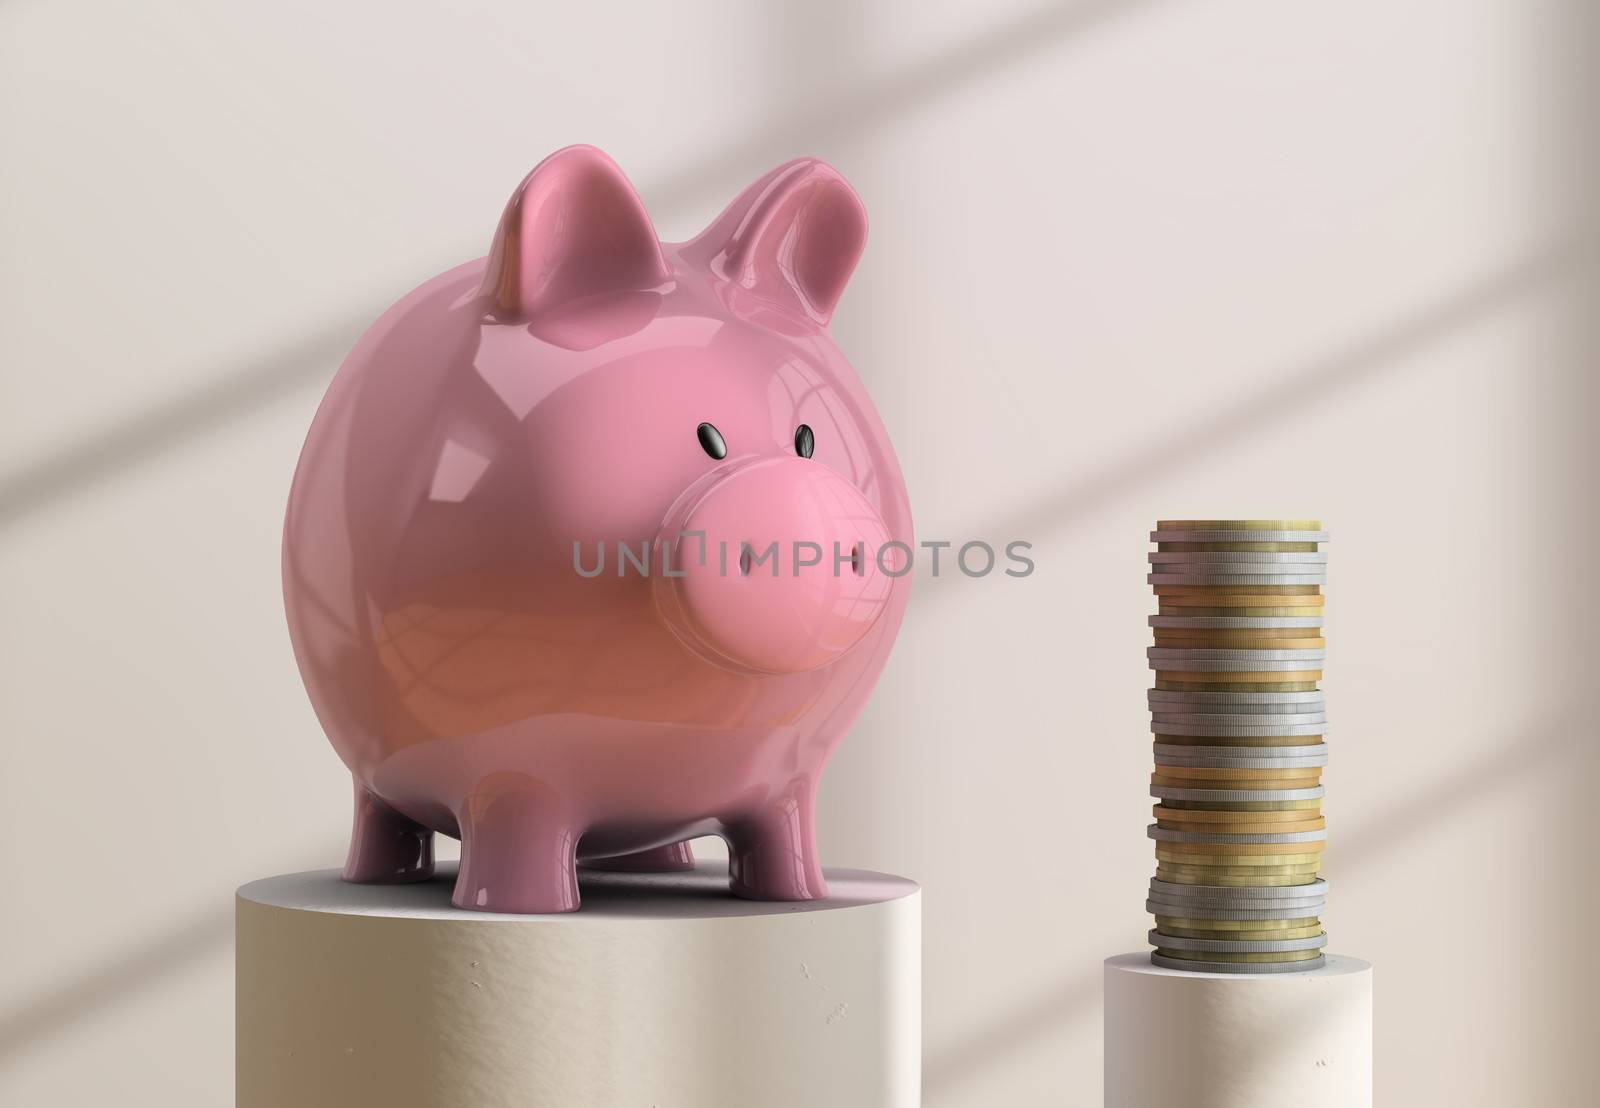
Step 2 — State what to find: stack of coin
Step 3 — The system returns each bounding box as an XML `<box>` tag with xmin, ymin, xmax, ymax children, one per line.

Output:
<box><xmin>1144</xmin><ymin>520</ymin><xmax>1328</xmax><ymax>973</ymax></box>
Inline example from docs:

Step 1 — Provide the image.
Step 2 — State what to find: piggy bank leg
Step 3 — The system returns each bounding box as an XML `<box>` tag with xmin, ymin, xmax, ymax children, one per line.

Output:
<box><xmin>343</xmin><ymin>781</ymin><xmax>435</xmax><ymax>884</ymax></box>
<box><xmin>453</xmin><ymin>773</ymin><xmax>580</xmax><ymax>913</ymax></box>
<box><xmin>580</xmin><ymin>841</ymin><xmax>697</xmax><ymax>872</ymax></box>
<box><xmin>727</xmin><ymin>780</ymin><xmax>827</xmax><ymax>901</ymax></box>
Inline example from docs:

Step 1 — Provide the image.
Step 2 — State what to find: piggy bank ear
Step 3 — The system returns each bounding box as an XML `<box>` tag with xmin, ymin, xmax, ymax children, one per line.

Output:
<box><xmin>685</xmin><ymin>158</ymin><xmax>867</xmax><ymax>326</ymax></box>
<box><xmin>480</xmin><ymin>146</ymin><xmax>669</xmax><ymax>318</ymax></box>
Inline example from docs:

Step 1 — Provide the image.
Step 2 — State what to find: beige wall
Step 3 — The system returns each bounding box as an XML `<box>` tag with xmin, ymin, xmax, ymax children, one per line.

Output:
<box><xmin>2</xmin><ymin>1</ymin><xmax>1595</xmax><ymax>1103</ymax></box>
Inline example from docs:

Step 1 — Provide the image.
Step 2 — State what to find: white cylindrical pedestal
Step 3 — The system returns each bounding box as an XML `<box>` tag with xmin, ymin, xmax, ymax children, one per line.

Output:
<box><xmin>1104</xmin><ymin>952</ymin><xmax>1371</xmax><ymax>1108</ymax></box>
<box><xmin>238</xmin><ymin>861</ymin><xmax>919</xmax><ymax>1108</ymax></box>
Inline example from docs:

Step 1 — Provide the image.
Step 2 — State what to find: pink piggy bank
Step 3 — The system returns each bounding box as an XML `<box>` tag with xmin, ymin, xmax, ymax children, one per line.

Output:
<box><xmin>283</xmin><ymin>146</ymin><xmax>912</xmax><ymax>912</ymax></box>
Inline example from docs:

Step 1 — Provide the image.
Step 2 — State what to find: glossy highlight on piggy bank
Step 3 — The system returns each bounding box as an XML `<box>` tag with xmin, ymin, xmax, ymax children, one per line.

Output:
<box><xmin>283</xmin><ymin>146</ymin><xmax>912</xmax><ymax>912</ymax></box>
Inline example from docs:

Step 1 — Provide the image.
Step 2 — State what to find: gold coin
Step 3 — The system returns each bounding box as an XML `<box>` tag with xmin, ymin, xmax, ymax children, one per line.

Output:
<box><xmin>1158</xmin><ymin>840</ymin><xmax>1325</xmax><ymax>856</ymax></box>
<box><xmin>1156</xmin><ymin>520</ymin><xmax>1322</xmax><ymax>531</ymax></box>
<box><xmin>1152</xmin><ymin>599</ymin><xmax>1327</xmax><ymax>611</ymax></box>
<box><xmin>1156</xmin><ymin>858</ymin><xmax>1323</xmax><ymax>869</ymax></box>
<box><xmin>1154</xmin><ymin>923</ymin><xmax>1325</xmax><ymax>941</ymax></box>
<box><xmin>1156</xmin><ymin>865</ymin><xmax>1321</xmax><ymax>879</ymax></box>
<box><xmin>1155</xmin><ymin>806</ymin><xmax>1323</xmax><ymax>824</ymax></box>
<box><xmin>1154</xmin><ymin>626</ymin><xmax>1326</xmax><ymax>638</ymax></box>
<box><xmin>1154</xmin><ymin>916</ymin><xmax>1322</xmax><ymax>932</ymax></box>
<box><xmin>1152</xmin><ymin>780</ymin><xmax>1323</xmax><ymax>795</ymax></box>
<box><xmin>1157</xmin><ymin>872</ymin><xmax>1322</xmax><ymax>885</ymax></box>
<box><xmin>1158</xmin><ymin>858</ymin><xmax>1318</xmax><ymax>864</ymax></box>
<box><xmin>1153</xmin><ymin>948</ymin><xmax>1326</xmax><ymax>964</ymax></box>
<box><xmin>1153</xmin><ymin>737</ymin><xmax>1324</xmax><ymax>748</ymax></box>
<box><xmin>1155</xmin><ymin>674</ymin><xmax>1323</xmax><ymax>689</ymax></box>
<box><xmin>1156</xmin><ymin>853</ymin><xmax>1323</xmax><ymax>868</ymax></box>
<box><xmin>1157</xmin><ymin>824</ymin><xmax>1327</xmax><ymax>840</ymax></box>
<box><xmin>1154</xmin><ymin>642</ymin><xmax>1328</xmax><ymax>655</ymax></box>
<box><xmin>1153</xmin><ymin>635</ymin><xmax>1327</xmax><ymax>650</ymax></box>
<box><xmin>1153</xmin><ymin>871</ymin><xmax>1322</xmax><ymax>887</ymax></box>
<box><xmin>1153</xmin><ymin>626</ymin><xmax>1325</xmax><ymax>639</ymax></box>
<box><xmin>1158</xmin><ymin>675</ymin><xmax>1318</xmax><ymax>691</ymax></box>
<box><xmin>1151</xmin><ymin>766</ymin><xmax>1323</xmax><ymax>781</ymax></box>
<box><xmin>1160</xmin><ymin>606</ymin><xmax>1325</xmax><ymax>618</ymax></box>
<box><xmin>1152</xmin><ymin>665</ymin><xmax>1325</xmax><ymax>680</ymax></box>
<box><xmin>1153</xmin><ymin>781</ymin><xmax>1323</xmax><ymax>795</ymax></box>
<box><xmin>1155</xmin><ymin>801</ymin><xmax>1324</xmax><ymax>817</ymax></box>
<box><xmin>1157</xmin><ymin>821</ymin><xmax>1327</xmax><ymax>838</ymax></box>
<box><xmin>1157</xmin><ymin>833</ymin><xmax>1327</xmax><ymax>849</ymax></box>
<box><xmin>1157</xmin><ymin>851</ymin><xmax>1324</xmax><ymax>864</ymax></box>
<box><xmin>1159</xmin><ymin>799</ymin><xmax>1322</xmax><ymax>811</ymax></box>
<box><xmin>1155</xmin><ymin>829</ymin><xmax>1327</xmax><ymax>845</ymax></box>
<box><xmin>1157</xmin><ymin>591</ymin><xmax>1325</xmax><ymax>607</ymax></box>
<box><xmin>1153</xmin><ymin>735</ymin><xmax>1325</xmax><ymax>748</ymax></box>
<box><xmin>1157</xmin><ymin>542</ymin><xmax>1321</xmax><ymax>553</ymax></box>
<box><xmin>1155</xmin><ymin>622</ymin><xmax>1325</xmax><ymax>634</ymax></box>
<box><xmin>1153</xmin><ymin>765</ymin><xmax>1324</xmax><ymax>778</ymax></box>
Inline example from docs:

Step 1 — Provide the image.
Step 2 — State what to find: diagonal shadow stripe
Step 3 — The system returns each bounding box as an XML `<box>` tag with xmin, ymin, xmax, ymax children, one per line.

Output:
<box><xmin>948</xmin><ymin>236</ymin><xmax>1593</xmax><ymax>559</ymax></box>
<box><xmin>0</xmin><ymin>323</ymin><xmax>362</xmax><ymax>527</ymax></box>
<box><xmin>0</xmin><ymin>907</ymin><xmax>234</xmax><ymax>1064</ymax></box>
<box><xmin>0</xmin><ymin>841</ymin><xmax>343</xmax><ymax>1064</ymax></box>
<box><xmin>646</xmin><ymin>0</ymin><xmax>1169</xmax><ymax>215</ymax></box>
<box><xmin>0</xmin><ymin>0</ymin><xmax>1166</xmax><ymax>531</ymax></box>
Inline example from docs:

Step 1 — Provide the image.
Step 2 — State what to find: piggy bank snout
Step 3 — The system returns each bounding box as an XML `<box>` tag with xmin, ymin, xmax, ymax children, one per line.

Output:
<box><xmin>654</xmin><ymin>458</ymin><xmax>895</xmax><ymax>674</ymax></box>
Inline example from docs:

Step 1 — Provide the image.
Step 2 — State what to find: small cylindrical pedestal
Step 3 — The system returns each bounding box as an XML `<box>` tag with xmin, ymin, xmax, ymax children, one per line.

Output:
<box><xmin>1104</xmin><ymin>952</ymin><xmax>1372</xmax><ymax>1108</ymax></box>
<box><xmin>238</xmin><ymin>862</ymin><xmax>919</xmax><ymax>1108</ymax></box>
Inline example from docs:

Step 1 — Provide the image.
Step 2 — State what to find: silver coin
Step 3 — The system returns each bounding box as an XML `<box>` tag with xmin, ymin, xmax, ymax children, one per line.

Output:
<box><xmin>1146</xmin><ymin>900</ymin><xmax>1324</xmax><ymax>920</ymax></box>
<box><xmin>1149</xmin><ymin>825</ymin><xmax>1327</xmax><ymax>844</ymax></box>
<box><xmin>1156</xmin><ymin>758</ymin><xmax>1325</xmax><ymax>773</ymax></box>
<box><xmin>1152</xmin><ymin>722</ymin><xmax>1329</xmax><ymax>737</ymax></box>
<box><xmin>1149</xmin><ymin>690</ymin><xmax>1325</xmax><ymax>705</ymax></box>
<box><xmin>1154</xmin><ymin>743</ymin><xmax>1326</xmax><ymax>760</ymax></box>
<box><xmin>1150</xmin><ymin>562</ymin><xmax>1329</xmax><ymax>575</ymax></box>
<box><xmin>1151</xmin><ymin>706</ymin><xmax>1327</xmax><ymax>718</ymax></box>
<box><xmin>1151</xmin><ymin>711</ymin><xmax>1328</xmax><ymax>723</ymax></box>
<box><xmin>1152</xmin><ymin>708</ymin><xmax>1327</xmax><ymax>721</ymax></box>
<box><xmin>1150</xmin><ymin>530</ymin><xmax>1329</xmax><ymax>542</ymax></box>
<box><xmin>1148</xmin><ymin>885</ymin><xmax>1326</xmax><ymax>901</ymax></box>
<box><xmin>1148</xmin><ymin>886</ymin><xmax>1325</xmax><ymax>903</ymax></box>
<box><xmin>1151</xmin><ymin>711</ymin><xmax>1327</xmax><ymax>725</ymax></box>
<box><xmin>1155</xmin><ymin>761</ymin><xmax>1327</xmax><ymax>774</ymax></box>
<box><xmin>1155</xmin><ymin>740</ymin><xmax>1328</xmax><ymax>755</ymax></box>
<box><xmin>1152</xmin><ymin>707</ymin><xmax>1327</xmax><ymax>719</ymax></box>
<box><xmin>1158</xmin><ymin>752</ymin><xmax>1331</xmax><ymax>771</ymax></box>
<box><xmin>1150</xmin><ymin>929</ymin><xmax>1328</xmax><ymax>953</ymax></box>
<box><xmin>1151</xmin><ymin>877</ymin><xmax>1326</xmax><ymax>899</ymax></box>
<box><xmin>1149</xmin><ymin>552</ymin><xmax>1329</xmax><ymax>564</ymax></box>
<box><xmin>1150</xmin><ymin>953</ymin><xmax>1328</xmax><ymax>973</ymax></box>
<box><xmin>1151</xmin><ymin>785</ymin><xmax>1325</xmax><ymax>802</ymax></box>
<box><xmin>1147</xmin><ymin>558</ymin><xmax>1329</xmax><ymax>571</ymax></box>
<box><xmin>1154</xmin><ymin>754</ymin><xmax>1328</xmax><ymax>768</ymax></box>
<box><xmin>1150</xmin><ymin>658</ymin><xmax>1324</xmax><ymax>672</ymax></box>
<box><xmin>1149</xmin><ymin>647</ymin><xmax>1326</xmax><ymax>661</ymax></box>
<box><xmin>1147</xmin><ymin>899</ymin><xmax>1324</xmax><ymax>913</ymax></box>
<box><xmin>1151</xmin><ymin>568</ymin><xmax>1329</xmax><ymax>579</ymax></box>
<box><xmin>1154</xmin><ymin>808</ymin><xmax>1324</xmax><ymax>822</ymax></box>
<box><xmin>1150</xmin><ymin>703</ymin><xmax>1326</xmax><ymax>716</ymax></box>
<box><xmin>1149</xmin><ymin>615</ymin><xmax>1325</xmax><ymax>628</ymax></box>
<box><xmin>1152</xmin><ymin>662</ymin><xmax>1324</xmax><ymax>669</ymax></box>
<box><xmin>1149</xmin><ymin>573</ymin><xmax>1328</xmax><ymax>585</ymax></box>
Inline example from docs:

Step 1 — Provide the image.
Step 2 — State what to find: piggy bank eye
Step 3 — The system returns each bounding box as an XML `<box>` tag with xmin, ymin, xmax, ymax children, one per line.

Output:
<box><xmin>794</xmin><ymin>424</ymin><xmax>815</xmax><ymax>459</ymax></box>
<box><xmin>697</xmin><ymin>422</ymin><xmax>727</xmax><ymax>460</ymax></box>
